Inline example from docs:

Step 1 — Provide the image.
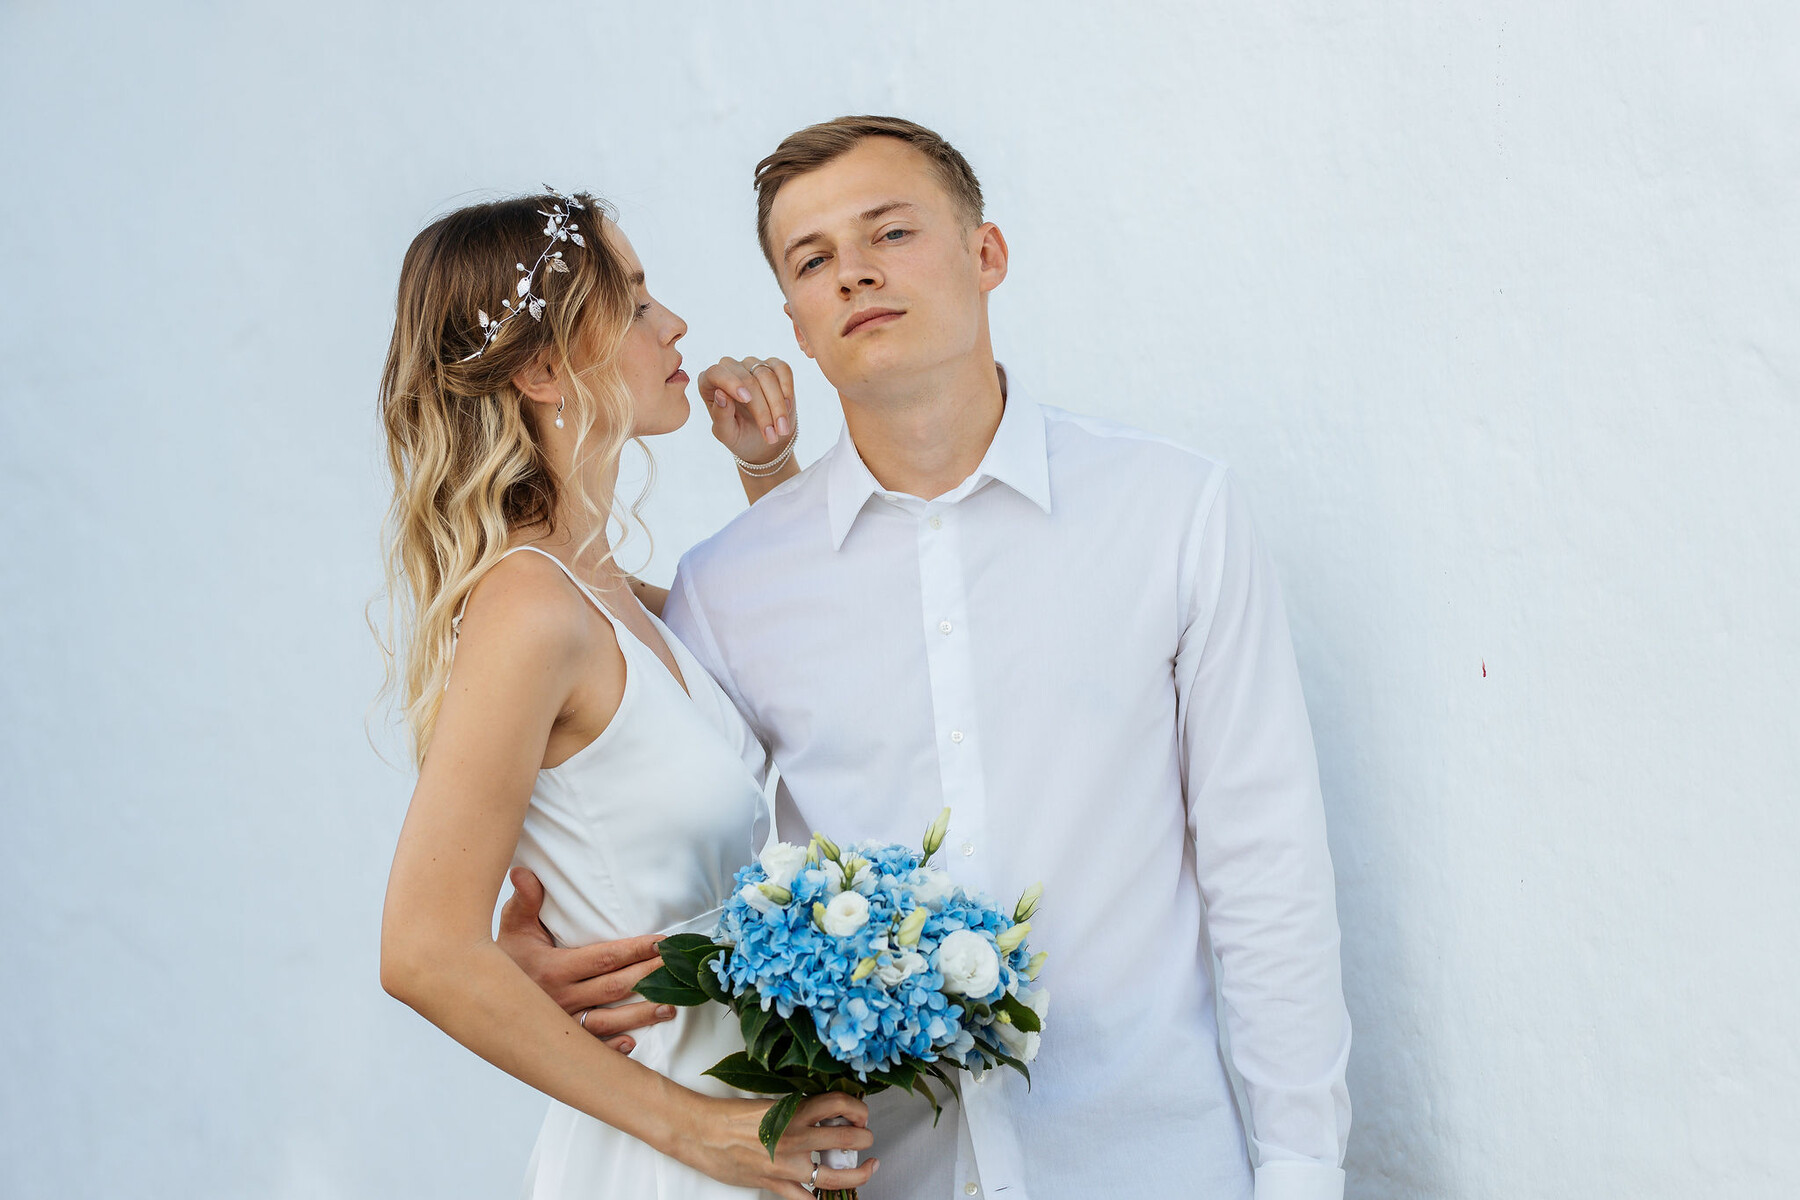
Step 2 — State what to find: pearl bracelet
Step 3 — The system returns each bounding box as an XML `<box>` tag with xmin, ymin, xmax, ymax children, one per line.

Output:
<box><xmin>734</xmin><ymin>413</ymin><xmax>799</xmax><ymax>477</ymax></box>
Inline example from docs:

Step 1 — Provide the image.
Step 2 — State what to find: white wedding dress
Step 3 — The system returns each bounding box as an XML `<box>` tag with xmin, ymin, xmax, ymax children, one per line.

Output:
<box><xmin>493</xmin><ymin>546</ymin><xmax>777</xmax><ymax>1200</ymax></box>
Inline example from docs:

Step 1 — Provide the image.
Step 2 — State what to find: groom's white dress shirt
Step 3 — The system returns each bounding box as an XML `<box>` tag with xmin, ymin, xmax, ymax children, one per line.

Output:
<box><xmin>664</xmin><ymin>377</ymin><xmax>1351</xmax><ymax>1200</ymax></box>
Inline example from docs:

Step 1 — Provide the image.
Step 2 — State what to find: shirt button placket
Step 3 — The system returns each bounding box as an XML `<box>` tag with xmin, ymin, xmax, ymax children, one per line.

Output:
<box><xmin>917</xmin><ymin>503</ymin><xmax>985</xmax><ymax>888</ymax></box>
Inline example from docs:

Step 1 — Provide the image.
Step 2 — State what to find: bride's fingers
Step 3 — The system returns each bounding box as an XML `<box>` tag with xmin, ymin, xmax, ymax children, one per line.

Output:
<box><xmin>570</xmin><ymin>999</ymin><xmax>676</xmax><ymax>1040</ymax></box>
<box><xmin>806</xmin><ymin>1158</ymin><xmax>880</xmax><ymax>1192</ymax></box>
<box><xmin>793</xmin><ymin>1092</ymin><xmax>870</xmax><ymax>1129</ymax></box>
<box><xmin>744</xmin><ymin>359</ymin><xmax>792</xmax><ymax>441</ymax></box>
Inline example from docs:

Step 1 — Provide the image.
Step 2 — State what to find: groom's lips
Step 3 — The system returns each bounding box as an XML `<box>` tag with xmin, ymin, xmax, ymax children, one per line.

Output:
<box><xmin>841</xmin><ymin>307</ymin><xmax>904</xmax><ymax>337</ymax></box>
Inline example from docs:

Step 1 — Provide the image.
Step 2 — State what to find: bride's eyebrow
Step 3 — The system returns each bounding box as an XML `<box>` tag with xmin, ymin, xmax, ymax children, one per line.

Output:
<box><xmin>628</xmin><ymin>270</ymin><xmax>646</xmax><ymax>286</ymax></box>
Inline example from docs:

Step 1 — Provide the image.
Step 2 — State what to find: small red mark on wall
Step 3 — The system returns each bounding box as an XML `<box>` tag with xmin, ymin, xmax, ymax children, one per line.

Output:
<box><xmin>1481</xmin><ymin>659</ymin><xmax>1487</xmax><ymax>678</ymax></box>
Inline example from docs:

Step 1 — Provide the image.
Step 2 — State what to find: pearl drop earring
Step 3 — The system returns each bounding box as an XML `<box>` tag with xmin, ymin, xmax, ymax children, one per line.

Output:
<box><xmin>554</xmin><ymin>397</ymin><xmax>565</xmax><ymax>430</ymax></box>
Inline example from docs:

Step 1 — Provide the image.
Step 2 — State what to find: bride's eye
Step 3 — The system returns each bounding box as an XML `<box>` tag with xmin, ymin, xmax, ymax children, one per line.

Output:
<box><xmin>634</xmin><ymin>301</ymin><xmax>651</xmax><ymax>319</ymax></box>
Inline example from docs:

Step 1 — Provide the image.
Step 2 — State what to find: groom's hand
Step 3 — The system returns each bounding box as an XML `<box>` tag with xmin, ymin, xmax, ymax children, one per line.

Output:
<box><xmin>497</xmin><ymin>867</ymin><xmax>677</xmax><ymax>1054</ymax></box>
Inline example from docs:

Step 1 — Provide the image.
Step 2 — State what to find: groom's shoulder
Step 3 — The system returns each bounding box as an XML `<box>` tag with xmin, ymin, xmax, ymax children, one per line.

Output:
<box><xmin>1037</xmin><ymin>400</ymin><xmax>1231</xmax><ymax>501</ymax></box>
<box><xmin>676</xmin><ymin>455</ymin><xmax>832</xmax><ymax>586</ymax></box>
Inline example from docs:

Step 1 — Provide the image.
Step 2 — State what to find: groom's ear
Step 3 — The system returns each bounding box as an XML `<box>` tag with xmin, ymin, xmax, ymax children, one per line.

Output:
<box><xmin>785</xmin><ymin>302</ymin><xmax>815</xmax><ymax>360</ymax></box>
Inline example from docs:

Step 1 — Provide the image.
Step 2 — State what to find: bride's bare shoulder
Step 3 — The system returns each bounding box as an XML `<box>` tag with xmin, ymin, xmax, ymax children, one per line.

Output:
<box><xmin>454</xmin><ymin>550</ymin><xmax>613</xmax><ymax>665</ymax></box>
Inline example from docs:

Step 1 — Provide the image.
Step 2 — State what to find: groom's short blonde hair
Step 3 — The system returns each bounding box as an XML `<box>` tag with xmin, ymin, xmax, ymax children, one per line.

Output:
<box><xmin>753</xmin><ymin>115</ymin><xmax>986</xmax><ymax>270</ymax></box>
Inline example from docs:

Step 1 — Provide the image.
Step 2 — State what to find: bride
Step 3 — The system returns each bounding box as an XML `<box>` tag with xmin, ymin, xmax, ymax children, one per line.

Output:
<box><xmin>376</xmin><ymin>188</ymin><xmax>878</xmax><ymax>1198</ymax></box>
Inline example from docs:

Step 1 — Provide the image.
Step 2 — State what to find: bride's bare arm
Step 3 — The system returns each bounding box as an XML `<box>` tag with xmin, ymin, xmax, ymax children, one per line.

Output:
<box><xmin>380</xmin><ymin>567</ymin><xmax>875</xmax><ymax>1198</ymax></box>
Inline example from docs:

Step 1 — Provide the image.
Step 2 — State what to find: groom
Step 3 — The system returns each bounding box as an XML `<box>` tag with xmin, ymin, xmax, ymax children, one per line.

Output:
<box><xmin>504</xmin><ymin>116</ymin><xmax>1352</xmax><ymax>1199</ymax></box>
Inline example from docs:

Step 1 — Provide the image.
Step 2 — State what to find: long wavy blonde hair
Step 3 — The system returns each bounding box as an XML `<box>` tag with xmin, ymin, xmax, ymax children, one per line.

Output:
<box><xmin>375</xmin><ymin>191</ymin><xmax>643</xmax><ymax>765</ymax></box>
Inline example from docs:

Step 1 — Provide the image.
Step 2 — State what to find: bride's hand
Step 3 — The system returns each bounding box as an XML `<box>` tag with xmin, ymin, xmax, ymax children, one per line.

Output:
<box><xmin>684</xmin><ymin>1091</ymin><xmax>878</xmax><ymax>1199</ymax></box>
<box><xmin>699</xmin><ymin>356</ymin><xmax>796</xmax><ymax>468</ymax></box>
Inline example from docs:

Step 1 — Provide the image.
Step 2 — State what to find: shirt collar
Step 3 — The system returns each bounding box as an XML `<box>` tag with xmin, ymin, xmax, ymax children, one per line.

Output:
<box><xmin>824</xmin><ymin>369</ymin><xmax>1051</xmax><ymax>551</ymax></box>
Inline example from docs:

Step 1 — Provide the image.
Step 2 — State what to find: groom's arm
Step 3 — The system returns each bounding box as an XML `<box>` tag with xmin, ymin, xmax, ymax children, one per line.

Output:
<box><xmin>1174</xmin><ymin>468</ymin><xmax>1353</xmax><ymax>1200</ymax></box>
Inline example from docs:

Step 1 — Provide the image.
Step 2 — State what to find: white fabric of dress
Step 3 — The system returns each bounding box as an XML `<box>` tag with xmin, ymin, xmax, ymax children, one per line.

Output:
<box><xmin>482</xmin><ymin>546</ymin><xmax>777</xmax><ymax>1200</ymax></box>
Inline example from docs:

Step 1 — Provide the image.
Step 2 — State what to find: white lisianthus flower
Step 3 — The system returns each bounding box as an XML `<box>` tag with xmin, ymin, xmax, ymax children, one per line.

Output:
<box><xmin>876</xmin><ymin>948</ymin><xmax>928</xmax><ymax>987</ymax></box>
<box><xmin>907</xmin><ymin>866</ymin><xmax>958</xmax><ymax>910</ymax></box>
<box><xmin>995</xmin><ymin>986</ymin><xmax>1050</xmax><ymax>1064</ymax></box>
<box><xmin>936</xmin><ymin>929</ymin><xmax>1001</xmax><ymax>997</ymax></box>
<box><xmin>821</xmin><ymin>890</ymin><xmax>870</xmax><ymax>937</ymax></box>
<box><xmin>738</xmin><ymin>882</ymin><xmax>778</xmax><ymax>915</ymax></box>
<box><xmin>758</xmin><ymin>842</ymin><xmax>809</xmax><ymax>889</ymax></box>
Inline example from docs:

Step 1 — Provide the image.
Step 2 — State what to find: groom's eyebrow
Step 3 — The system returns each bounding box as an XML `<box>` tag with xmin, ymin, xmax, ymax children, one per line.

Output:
<box><xmin>781</xmin><ymin>201</ymin><xmax>919</xmax><ymax>264</ymax></box>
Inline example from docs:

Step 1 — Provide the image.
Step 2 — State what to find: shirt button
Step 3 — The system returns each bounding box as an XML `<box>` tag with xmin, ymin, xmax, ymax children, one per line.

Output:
<box><xmin>949</xmin><ymin>730</ymin><xmax>964</xmax><ymax>743</ymax></box>
<box><xmin>964</xmin><ymin>1185</ymin><xmax>979</xmax><ymax>1196</ymax></box>
<box><xmin>929</xmin><ymin>516</ymin><xmax>944</xmax><ymax>530</ymax></box>
<box><xmin>961</xmin><ymin>841</ymin><xmax>975</xmax><ymax>856</ymax></box>
<box><xmin>939</xmin><ymin>620</ymin><xmax>953</xmax><ymax>635</ymax></box>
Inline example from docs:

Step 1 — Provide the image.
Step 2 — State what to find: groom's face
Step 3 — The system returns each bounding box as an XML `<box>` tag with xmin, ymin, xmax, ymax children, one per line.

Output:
<box><xmin>768</xmin><ymin>137</ymin><xmax>1001</xmax><ymax>393</ymax></box>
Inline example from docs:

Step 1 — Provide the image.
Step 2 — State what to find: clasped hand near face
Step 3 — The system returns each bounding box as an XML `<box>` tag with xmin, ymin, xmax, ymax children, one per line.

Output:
<box><xmin>698</xmin><ymin>356</ymin><xmax>798</xmax><ymax>466</ymax></box>
<box><xmin>500</xmin><ymin>867</ymin><xmax>879</xmax><ymax>1197</ymax></box>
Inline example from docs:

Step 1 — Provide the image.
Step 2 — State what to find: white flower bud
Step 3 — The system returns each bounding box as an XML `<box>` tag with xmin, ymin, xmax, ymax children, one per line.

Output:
<box><xmin>1013</xmin><ymin>882</ymin><xmax>1043</xmax><ymax>923</ymax></box>
<box><xmin>996</xmin><ymin>920</ymin><xmax>1031</xmax><ymax>956</ymax></box>
<box><xmin>922</xmin><ymin>806</ymin><xmax>952</xmax><ymax>858</ymax></box>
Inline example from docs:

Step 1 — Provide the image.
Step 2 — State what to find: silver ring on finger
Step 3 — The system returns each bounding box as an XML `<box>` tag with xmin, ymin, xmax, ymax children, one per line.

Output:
<box><xmin>810</xmin><ymin>1162</ymin><xmax>820</xmax><ymax>1189</ymax></box>
<box><xmin>751</xmin><ymin>361</ymin><xmax>777</xmax><ymax>374</ymax></box>
<box><xmin>578</xmin><ymin>1008</ymin><xmax>592</xmax><ymax>1029</ymax></box>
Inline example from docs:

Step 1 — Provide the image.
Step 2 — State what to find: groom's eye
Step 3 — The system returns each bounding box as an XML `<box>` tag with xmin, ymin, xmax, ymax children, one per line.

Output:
<box><xmin>881</xmin><ymin>228</ymin><xmax>909</xmax><ymax>242</ymax></box>
<box><xmin>799</xmin><ymin>255</ymin><xmax>826</xmax><ymax>275</ymax></box>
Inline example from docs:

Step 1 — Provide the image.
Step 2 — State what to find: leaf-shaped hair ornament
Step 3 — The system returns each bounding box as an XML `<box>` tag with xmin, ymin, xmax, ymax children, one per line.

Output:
<box><xmin>458</xmin><ymin>187</ymin><xmax>590</xmax><ymax>362</ymax></box>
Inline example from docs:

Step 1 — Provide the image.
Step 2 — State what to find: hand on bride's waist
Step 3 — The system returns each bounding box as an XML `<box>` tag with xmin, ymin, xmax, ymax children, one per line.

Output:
<box><xmin>498</xmin><ymin>866</ymin><xmax>678</xmax><ymax>1055</ymax></box>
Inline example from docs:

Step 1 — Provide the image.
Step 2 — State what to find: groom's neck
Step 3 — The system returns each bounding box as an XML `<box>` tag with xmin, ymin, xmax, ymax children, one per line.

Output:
<box><xmin>837</xmin><ymin>355</ymin><xmax>1007</xmax><ymax>501</ymax></box>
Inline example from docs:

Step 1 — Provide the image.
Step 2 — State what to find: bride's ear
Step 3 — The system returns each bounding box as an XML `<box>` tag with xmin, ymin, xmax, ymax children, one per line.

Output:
<box><xmin>511</xmin><ymin>353</ymin><xmax>564</xmax><ymax>411</ymax></box>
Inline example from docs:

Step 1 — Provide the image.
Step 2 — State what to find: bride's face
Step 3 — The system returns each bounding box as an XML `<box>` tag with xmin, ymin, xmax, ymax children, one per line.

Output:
<box><xmin>602</xmin><ymin>220</ymin><xmax>691</xmax><ymax>437</ymax></box>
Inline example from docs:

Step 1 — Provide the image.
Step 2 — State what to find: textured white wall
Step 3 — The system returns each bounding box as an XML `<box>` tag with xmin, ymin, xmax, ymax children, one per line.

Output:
<box><xmin>3</xmin><ymin>3</ymin><xmax>1796</xmax><ymax>1197</ymax></box>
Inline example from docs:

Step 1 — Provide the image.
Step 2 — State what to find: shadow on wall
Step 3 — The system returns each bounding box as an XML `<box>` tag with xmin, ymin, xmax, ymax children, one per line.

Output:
<box><xmin>1295</xmin><ymin>573</ymin><xmax>1454</xmax><ymax>1200</ymax></box>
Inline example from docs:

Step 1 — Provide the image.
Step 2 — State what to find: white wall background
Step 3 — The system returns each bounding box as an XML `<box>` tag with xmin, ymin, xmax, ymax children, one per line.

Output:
<box><xmin>3</xmin><ymin>3</ymin><xmax>1796</xmax><ymax>1197</ymax></box>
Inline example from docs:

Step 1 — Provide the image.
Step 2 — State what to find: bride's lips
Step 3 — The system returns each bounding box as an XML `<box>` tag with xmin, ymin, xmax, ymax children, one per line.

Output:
<box><xmin>666</xmin><ymin>363</ymin><xmax>687</xmax><ymax>384</ymax></box>
<box><xmin>841</xmin><ymin>307</ymin><xmax>904</xmax><ymax>337</ymax></box>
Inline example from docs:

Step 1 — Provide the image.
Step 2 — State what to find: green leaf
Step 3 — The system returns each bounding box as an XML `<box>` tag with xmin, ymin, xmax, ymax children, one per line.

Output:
<box><xmin>757</xmin><ymin>1092</ymin><xmax>804</xmax><ymax>1160</ymax></box>
<box><xmin>634</xmin><ymin>967</ymin><xmax>708</xmax><ymax>1007</ymax></box>
<box><xmin>785</xmin><ymin>1011</ymin><xmax>835</xmax><ymax>1073</ymax></box>
<box><xmin>774</xmin><ymin>1033</ymin><xmax>813</xmax><ymax>1074</ymax></box>
<box><xmin>986</xmin><ymin>1049</ymin><xmax>1032</xmax><ymax>1090</ymax></box>
<box><xmin>997</xmin><ymin>991</ymin><xmax>1042</xmax><ymax>1033</ymax></box>
<box><xmin>750</xmin><ymin>1009</ymin><xmax>788</xmax><ymax>1065</ymax></box>
<box><xmin>657</xmin><ymin>936</ymin><xmax>725</xmax><ymax>989</ymax></box>
<box><xmin>703</xmin><ymin>1052</ymin><xmax>793</xmax><ymax>1096</ymax></box>
<box><xmin>739</xmin><ymin>1003</ymin><xmax>773</xmax><ymax>1058</ymax></box>
<box><xmin>695</xmin><ymin>952</ymin><xmax>732</xmax><ymax>1003</ymax></box>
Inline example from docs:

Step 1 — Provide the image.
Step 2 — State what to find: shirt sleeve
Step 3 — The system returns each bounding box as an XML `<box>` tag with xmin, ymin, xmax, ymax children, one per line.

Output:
<box><xmin>1173</xmin><ymin>468</ymin><xmax>1353</xmax><ymax>1200</ymax></box>
<box><xmin>664</xmin><ymin>554</ymin><xmax>773</xmax><ymax>791</ymax></box>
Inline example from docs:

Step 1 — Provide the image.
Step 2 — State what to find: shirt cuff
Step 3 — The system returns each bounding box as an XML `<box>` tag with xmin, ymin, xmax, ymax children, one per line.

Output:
<box><xmin>1253</xmin><ymin>1161</ymin><xmax>1345</xmax><ymax>1200</ymax></box>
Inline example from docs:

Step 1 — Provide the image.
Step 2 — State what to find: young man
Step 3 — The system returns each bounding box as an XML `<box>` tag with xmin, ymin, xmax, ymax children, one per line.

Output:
<box><xmin>504</xmin><ymin>116</ymin><xmax>1352</xmax><ymax>1199</ymax></box>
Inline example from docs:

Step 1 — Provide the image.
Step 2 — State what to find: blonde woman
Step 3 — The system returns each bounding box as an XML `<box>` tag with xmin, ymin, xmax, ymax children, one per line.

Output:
<box><xmin>376</xmin><ymin>190</ymin><xmax>878</xmax><ymax>1199</ymax></box>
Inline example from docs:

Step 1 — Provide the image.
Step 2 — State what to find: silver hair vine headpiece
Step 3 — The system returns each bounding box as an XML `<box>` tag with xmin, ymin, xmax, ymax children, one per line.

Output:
<box><xmin>460</xmin><ymin>186</ymin><xmax>589</xmax><ymax>362</ymax></box>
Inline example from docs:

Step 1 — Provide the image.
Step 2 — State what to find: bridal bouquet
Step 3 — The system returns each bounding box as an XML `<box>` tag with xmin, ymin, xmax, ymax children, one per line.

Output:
<box><xmin>640</xmin><ymin>808</ymin><xmax>1047</xmax><ymax>1198</ymax></box>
